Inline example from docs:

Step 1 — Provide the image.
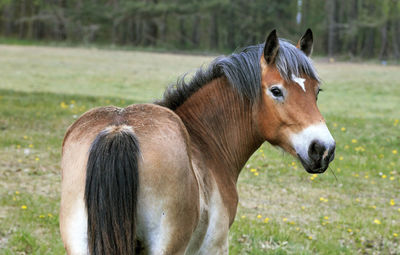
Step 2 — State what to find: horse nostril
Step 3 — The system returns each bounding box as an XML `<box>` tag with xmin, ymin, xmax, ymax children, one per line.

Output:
<box><xmin>308</xmin><ymin>140</ymin><xmax>326</xmax><ymax>162</ymax></box>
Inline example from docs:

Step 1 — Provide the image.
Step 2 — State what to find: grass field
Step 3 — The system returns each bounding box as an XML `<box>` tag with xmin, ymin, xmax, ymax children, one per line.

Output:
<box><xmin>0</xmin><ymin>44</ymin><xmax>399</xmax><ymax>254</ymax></box>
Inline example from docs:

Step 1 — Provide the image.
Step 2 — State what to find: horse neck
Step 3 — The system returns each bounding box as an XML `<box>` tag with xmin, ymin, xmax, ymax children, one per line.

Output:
<box><xmin>174</xmin><ymin>76</ymin><xmax>263</xmax><ymax>182</ymax></box>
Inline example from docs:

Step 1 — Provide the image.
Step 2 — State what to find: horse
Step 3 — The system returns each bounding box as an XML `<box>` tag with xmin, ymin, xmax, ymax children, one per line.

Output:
<box><xmin>60</xmin><ymin>29</ymin><xmax>335</xmax><ymax>254</ymax></box>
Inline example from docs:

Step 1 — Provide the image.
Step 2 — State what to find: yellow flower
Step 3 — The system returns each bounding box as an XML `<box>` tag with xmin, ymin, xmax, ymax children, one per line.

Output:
<box><xmin>394</xmin><ymin>233</ymin><xmax>398</xmax><ymax>237</ymax></box>
<box><xmin>289</xmin><ymin>221</ymin><xmax>295</xmax><ymax>225</ymax></box>
<box><xmin>351</xmin><ymin>139</ymin><xmax>357</xmax><ymax>143</ymax></box>
<box><xmin>393</xmin><ymin>150</ymin><xmax>398</xmax><ymax>155</ymax></box>
<box><xmin>347</xmin><ymin>228</ymin><xmax>352</xmax><ymax>233</ymax></box>
<box><xmin>390</xmin><ymin>199</ymin><xmax>395</xmax><ymax>206</ymax></box>
<box><xmin>341</xmin><ymin>127</ymin><xmax>346</xmax><ymax>131</ymax></box>
<box><xmin>373</xmin><ymin>219</ymin><xmax>381</xmax><ymax>225</ymax></box>
<box><xmin>379</xmin><ymin>154</ymin><xmax>384</xmax><ymax>159</ymax></box>
<box><xmin>250</xmin><ymin>168</ymin><xmax>257</xmax><ymax>172</ymax></box>
<box><xmin>382</xmin><ymin>175</ymin><xmax>387</xmax><ymax>179</ymax></box>
<box><xmin>35</xmin><ymin>157</ymin><xmax>39</xmax><ymax>161</ymax></box>
<box><xmin>23</xmin><ymin>135</ymin><xmax>28</xmax><ymax>140</ymax></box>
<box><xmin>337</xmin><ymin>168</ymin><xmax>341</xmax><ymax>172</ymax></box>
<box><xmin>39</xmin><ymin>215</ymin><xmax>45</xmax><ymax>218</ymax></box>
<box><xmin>60</xmin><ymin>102</ymin><xmax>68</xmax><ymax>109</ymax></box>
<box><xmin>15</xmin><ymin>191</ymin><xmax>20</xmax><ymax>195</ymax></box>
<box><xmin>48</xmin><ymin>213</ymin><xmax>53</xmax><ymax>217</ymax></box>
<box><xmin>364</xmin><ymin>175</ymin><xmax>369</xmax><ymax>179</ymax></box>
<box><xmin>370</xmin><ymin>205</ymin><xmax>376</xmax><ymax>209</ymax></box>
<box><xmin>344</xmin><ymin>145</ymin><xmax>349</xmax><ymax>149</ymax></box>
<box><xmin>301</xmin><ymin>206</ymin><xmax>305</xmax><ymax>210</ymax></box>
<box><xmin>339</xmin><ymin>156</ymin><xmax>343</xmax><ymax>161</ymax></box>
<box><xmin>254</xmin><ymin>172</ymin><xmax>259</xmax><ymax>176</ymax></box>
<box><xmin>355</xmin><ymin>198</ymin><xmax>360</xmax><ymax>202</ymax></box>
<box><xmin>333</xmin><ymin>123</ymin><xmax>338</xmax><ymax>127</ymax></box>
<box><xmin>29</xmin><ymin>144</ymin><xmax>33</xmax><ymax>148</ymax></box>
<box><xmin>264</xmin><ymin>217</ymin><xmax>269</xmax><ymax>223</ymax></box>
<box><xmin>70</xmin><ymin>100</ymin><xmax>76</xmax><ymax>104</ymax></box>
<box><xmin>323</xmin><ymin>216</ymin><xmax>329</xmax><ymax>220</ymax></box>
<box><xmin>319</xmin><ymin>197</ymin><xmax>328</xmax><ymax>203</ymax></box>
<box><xmin>282</xmin><ymin>217</ymin><xmax>288</xmax><ymax>222</ymax></box>
<box><xmin>257</xmin><ymin>214</ymin><xmax>262</xmax><ymax>219</ymax></box>
<box><xmin>21</xmin><ymin>205</ymin><xmax>27</xmax><ymax>210</ymax></box>
<box><xmin>308</xmin><ymin>236</ymin><xmax>313</xmax><ymax>240</ymax></box>
<box><xmin>16</xmin><ymin>144</ymin><xmax>21</xmax><ymax>149</ymax></box>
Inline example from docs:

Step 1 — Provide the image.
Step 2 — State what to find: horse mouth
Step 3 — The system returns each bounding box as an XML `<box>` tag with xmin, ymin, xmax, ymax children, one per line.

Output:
<box><xmin>297</xmin><ymin>153</ymin><xmax>331</xmax><ymax>174</ymax></box>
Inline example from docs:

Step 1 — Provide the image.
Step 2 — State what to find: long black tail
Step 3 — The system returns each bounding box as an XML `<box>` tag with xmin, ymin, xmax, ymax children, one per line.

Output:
<box><xmin>85</xmin><ymin>125</ymin><xmax>140</xmax><ymax>255</ymax></box>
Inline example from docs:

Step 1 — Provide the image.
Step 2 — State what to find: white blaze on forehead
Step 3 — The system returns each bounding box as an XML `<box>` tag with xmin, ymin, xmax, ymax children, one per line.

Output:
<box><xmin>290</xmin><ymin>123</ymin><xmax>335</xmax><ymax>161</ymax></box>
<box><xmin>291</xmin><ymin>74</ymin><xmax>306</xmax><ymax>92</ymax></box>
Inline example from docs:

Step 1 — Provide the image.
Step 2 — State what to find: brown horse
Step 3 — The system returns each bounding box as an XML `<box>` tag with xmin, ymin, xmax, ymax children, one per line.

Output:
<box><xmin>60</xmin><ymin>29</ymin><xmax>335</xmax><ymax>254</ymax></box>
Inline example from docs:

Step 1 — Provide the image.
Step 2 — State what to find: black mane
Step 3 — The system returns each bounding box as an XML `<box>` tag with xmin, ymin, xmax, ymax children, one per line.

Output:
<box><xmin>156</xmin><ymin>40</ymin><xmax>319</xmax><ymax>111</ymax></box>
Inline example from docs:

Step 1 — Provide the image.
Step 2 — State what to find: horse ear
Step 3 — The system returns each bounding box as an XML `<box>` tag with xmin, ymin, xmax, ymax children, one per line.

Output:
<box><xmin>264</xmin><ymin>29</ymin><xmax>279</xmax><ymax>65</ymax></box>
<box><xmin>297</xmin><ymin>28</ymin><xmax>313</xmax><ymax>57</ymax></box>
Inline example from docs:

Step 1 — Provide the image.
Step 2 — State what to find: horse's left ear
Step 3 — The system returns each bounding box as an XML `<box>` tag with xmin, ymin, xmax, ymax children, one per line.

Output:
<box><xmin>297</xmin><ymin>28</ymin><xmax>313</xmax><ymax>57</ymax></box>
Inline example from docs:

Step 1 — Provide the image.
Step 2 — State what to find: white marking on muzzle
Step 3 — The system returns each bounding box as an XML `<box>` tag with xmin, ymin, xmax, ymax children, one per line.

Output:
<box><xmin>291</xmin><ymin>74</ymin><xmax>306</xmax><ymax>92</ymax></box>
<box><xmin>290</xmin><ymin>123</ymin><xmax>335</xmax><ymax>162</ymax></box>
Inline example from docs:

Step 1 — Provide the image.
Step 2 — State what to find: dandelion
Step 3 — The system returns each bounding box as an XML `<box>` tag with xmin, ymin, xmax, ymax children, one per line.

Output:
<box><xmin>394</xmin><ymin>119</ymin><xmax>399</xmax><ymax>126</ymax></box>
<box><xmin>351</xmin><ymin>139</ymin><xmax>357</xmax><ymax>143</ymax></box>
<box><xmin>21</xmin><ymin>205</ymin><xmax>27</xmax><ymax>210</ymax></box>
<box><xmin>39</xmin><ymin>215</ymin><xmax>45</xmax><ymax>218</ymax></box>
<box><xmin>393</xmin><ymin>150</ymin><xmax>398</xmax><ymax>155</ymax></box>
<box><xmin>35</xmin><ymin>157</ymin><xmax>39</xmax><ymax>161</ymax></box>
<box><xmin>301</xmin><ymin>206</ymin><xmax>305</xmax><ymax>210</ymax></box>
<box><xmin>29</xmin><ymin>144</ymin><xmax>33</xmax><ymax>148</ymax></box>
<box><xmin>60</xmin><ymin>102</ymin><xmax>68</xmax><ymax>109</ymax></box>
<box><xmin>16</xmin><ymin>144</ymin><xmax>21</xmax><ymax>149</ymax></box>
<box><xmin>373</xmin><ymin>219</ymin><xmax>381</xmax><ymax>225</ymax></box>
<box><xmin>289</xmin><ymin>221</ymin><xmax>295</xmax><ymax>225</ymax></box>
<box><xmin>382</xmin><ymin>175</ymin><xmax>387</xmax><ymax>179</ymax></box>
<box><xmin>264</xmin><ymin>217</ymin><xmax>269</xmax><ymax>223</ymax></box>
<box><xmin>12</xmin><ymin>196</ymin><xmax>16</xmax><ymax>201</ymax></box>
<box><xmin>364</xmin><ymin>175</ymin><xmax>369</xmax><ymax>179</ymax></box>
<box><xmin>23</xmin><ymin>135</ymin><xmax>28</xmax><ymax>140</ymax></box>
<box><xmin>347</xmin><ymin>228</ymin><xmax>352</xmax><ymax>233</ymax></box>
<box><xmin>308</xmin><ymin>235</ymin><xmax>313</xmax><ymax>240</ymax></box>
<box><xmin>394</xmin><ymin>233</ymin><xmax>398</xmax><ymax>237</ymax></box>
<box><xmin>254</xmin><ymin>172</ymin><xmax>259</xmax><ymax>176</ymax></box>
<box><xmin>355</xmin><ymin>198</ymin><xmax>360</xmax><ymax>202</ymax></box>
<box><xmin>379</xmin><ymin>154</ymin><xmax>384</xmax><ymax>159</ymax></box>
<box><xmin>390</xmin><ymin>176</ymin><xmax>395</xmax><ymax>181</ymax></box>
<box><xmin>15</xmin><ymin>191</ymin><xmax>20</xmax><ymax>195</ymax></box>
<box><xmin>250</xmin><ymin>168</ymin><xmax>257</xmax><ymax>172</ymax></box>
<box><xmin>323</xmin><ymin>216</ymin><xmax>329</xmax><ymax>220</ymax></box>
<box><xmin>341</xmin><ymin>127</ymin><xmax>346</xmax><ymax>131</ymax></box>
<box><xmin>333</xmin><ymin>123</ymin><xmax>338</xmax><ymax>127</ymax></box>
<box><xmin>339</xmin><ymin>156</ymin><xmax>343</xmax><ymax>161</ymax></box>
<box><xmin>390</xmin><ymin>199</ymin><xmax>395</xmax><ymax>206</ymax></box>
<box><xmin>370</xmin><ymin>205</ymin><xmax>376</xmax><ymax>209</ymax></box>
<box><xmin>48</xmin><ymin>213</ymin><xmax>53</xmax><ymax>218</ymax></box>
<box><xmin>337</xmin><ymin>168</ymin><xmax>341</xmax><ymax>172</ymax></box>
<box><xmin>319</xmin><ymin>197</ymin><xmax>328</xmax><ymax>203</ymax></box>
<box><xmin>282</xmin><ymin>217</ymin><xmax>288</xmax><ymax>222</ymax></box>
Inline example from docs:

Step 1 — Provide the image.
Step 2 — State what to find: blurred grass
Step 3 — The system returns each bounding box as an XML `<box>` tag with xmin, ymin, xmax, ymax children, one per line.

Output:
<box><xmin>0</xmin><ymin>45</ymin><xmax>399</xmax><ymax>254</ymax></box>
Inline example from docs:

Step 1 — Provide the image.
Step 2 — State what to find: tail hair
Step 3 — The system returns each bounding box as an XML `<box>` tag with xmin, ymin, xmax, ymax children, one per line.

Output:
<box><xmin>85</xmin><ymin>125</ymin><xmax>140</xmax><ymax>255</ymax></box>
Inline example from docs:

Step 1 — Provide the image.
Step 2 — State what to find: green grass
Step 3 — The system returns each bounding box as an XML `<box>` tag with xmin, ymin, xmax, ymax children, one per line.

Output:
<box><xmin>0</xmin><ymin>45</ymin><xmax>399</xmax><ymax>254</ymax></box>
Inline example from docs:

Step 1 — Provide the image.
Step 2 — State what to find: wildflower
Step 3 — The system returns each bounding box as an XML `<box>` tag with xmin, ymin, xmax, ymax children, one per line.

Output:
<box><xmin>301</xmin><ymin>206</ymin><xmax>305</xmax><ymax>210</ymax></box>
<box><xmin>390</xmin><ymin>199</ymin><xmax>395</xmax><ymax>206</ymax></box>
<box><xmin>351</xmin><ymin>139</ymin><xmax>357</xmax><ymax>143</ymax></box>
<box><xmin>339</xmin><ymin>156</ymin><xmax>343</xmax><ymax>161</ymax></box>
<box><xmin>379</xmin><ymin>154</ymin><xmax>384</xmax><ymax>159</ymax></box>
<box><xmin>344</xmin><ymin>145</ymin><xmax>349</xmax><ymax>149</ymax></box>
<box><xmin>341</xmin><ymin>127</ymin><xmax>346</xmax><ymax>131</ymax></box>
<box><xmin>347</xmin><ymin>228</ymin><xmax>352</xmax><ymax>233</ymax></box>
<box><xmin>337</xmin><ymin>168</ymin><xmax>341</xmax><ymax>172</ymax></box>
<box><xmin>333</xmin><ymin>123</ymin><xmax>338</xmax><ymax>127</ymax></box>
<box><xmin>257</xmin><ymin>214</ymin><xmax>262</xmax><ymax>219</ymax></box>
<box><xmin>382</xmin><ymin>175</ymin><xmax>387</xmax><ymax>179</ymax></box>
<box><xmin>394</xmin><ymin>233</ymin><xmax>398</xmax><ymax>237</ymax></box>
<box><xmin>23</xmin><ymin>135</ymin><xmax>28</xmax><ymax>140</ymax></box>
<box><xmin>35</xmin><ymin>157</ymin><xmax>39</xmax><ymax>161</ymax></box>
<box><xmin>48</xmin><ymin>213</ymin><xmax>53</xmax><ymax>217</ymax></box>
<box><xmin>21</xmin><ymin>205</ymin><xmax>27</xmax><ymax>210</ymax></box>
<box><xmin>254</xmin><ymin>172</ymin><xmax>259</xmax><ymax>176</ymax></box>
<box><xmin>373</xmin><ymin>219</ymin><xmax>381</xmax><ymax>225</ymax></box>
<box><xmin>16</xmin><ymin>144</ymin><xmax>21</xmax><ymax>149</ymax></box>
<box><xmin>355</xmin><ymin>198</ymin><xmax>360</xmax><ymax>202</ymax></box>
<box><xmin>364</xmin><ymin>175</ymin><xmax>369</xmax><ymax>179</ymax></box>
<box><xmin>323</xmin><ymin>216</ymin><xmax>329</xmax><ymax>220</ymax></box>
<box><xmin>282</xmin><ymin>217</ymin><xmax>288</xmax><ymax>222</ymax></box>
<box><xmin>15</xmin><ymin>191</ymin><xmax>20</xmax><ymax>195</ymax></box>
<box><xmin>39</xmin><ymin>215</ymin><xmax>45</xmax><ymax>218</ymax></box>
<box><xmin>250</xmin><ymin>168</ymin><xmax>257</xmax><ymax>172</ymax></box>
<box><xmin>29</xmin><ymin>144</ymin><xmax>33</xmax><ymax>148</ymax></box>
<box><xmin>60</xmin><ymin>102</ymin><xmax>68</xmax><ymax>109</ymax></box>
<box><xmin>289</xmin><ymin>221</ymin><xmax>295</xmax><ymax>225</ymax></box>
<box><xmin>393</xmin><ymin>150</ymin><xmax>398</xmax><ymax>155</ymax></box>
<box><xmin>308</xmin><ymin>236</ymin><xmax>313</xmax><ymax>240</ymax></box>
<box><xmin>264</xmin><ymin>217</ymin><xmax>269</xmax><ymax>223</ymax></box>
<box><xmin>370</xmin><ymin>205</ymin><xmax>376</xmax><ymax>209</ymax></box>
<box><xmin>70</xmin><ymin>100</ymin><xmax>76</xmax><ymax>104</ymax></box>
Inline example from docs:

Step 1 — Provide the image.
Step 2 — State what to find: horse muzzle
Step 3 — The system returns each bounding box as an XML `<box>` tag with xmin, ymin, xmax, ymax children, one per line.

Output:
<box><xmin>290</xmin><ymin>123</ymin><xmax>336</xmax><ymax>174</ymax></box>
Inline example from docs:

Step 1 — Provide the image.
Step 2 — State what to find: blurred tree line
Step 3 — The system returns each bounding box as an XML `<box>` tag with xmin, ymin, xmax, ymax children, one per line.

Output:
<box><xmin>0</xmin><ymin>0</ymin><xmax>399</xmax><ymax>59</ymax></box>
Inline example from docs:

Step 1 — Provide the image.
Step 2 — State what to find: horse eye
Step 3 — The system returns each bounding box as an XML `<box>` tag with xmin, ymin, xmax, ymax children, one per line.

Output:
<box><xmin>316</xmin><ymin>88</ymin><xmax>323</xmax><ymax>100</ymax></box>
<box><xmin>270</xmin><ymin>87</ymin><xmax>283</xmax><ymax>97</ymax></box>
